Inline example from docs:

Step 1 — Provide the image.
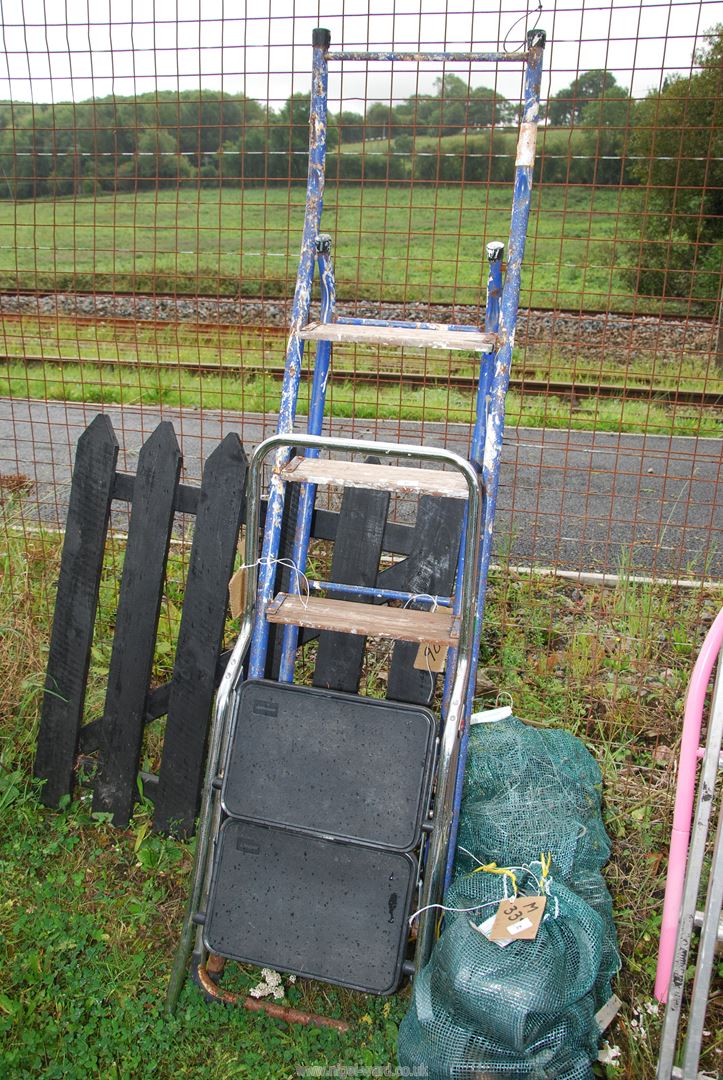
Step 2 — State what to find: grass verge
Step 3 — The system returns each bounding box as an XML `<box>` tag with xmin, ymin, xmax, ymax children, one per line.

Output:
<box><xmin>0</xmin><ymin>185</ymin><xmax>655</xmax><ymax>311</ymax></box>
<box><xmin>1</xmin><ymin>360</ymin><xmax>719</xmax><ymax>439</ymax></box>
<box><xmin>1</xmin><ymin>521</ymin><xmax>722</xmax><ymax>1078</ymax></box>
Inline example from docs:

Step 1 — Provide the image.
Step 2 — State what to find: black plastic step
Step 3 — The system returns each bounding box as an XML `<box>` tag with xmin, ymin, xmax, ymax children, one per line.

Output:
<box><xmin>221</xmin><ymin>680</ymin><xmax>435</xmax><ymax>851</ymax></box>
<box><xmin>203</xmin><ymin>819</ymin><xmax>416</xmax><ymax>994</ymax></box>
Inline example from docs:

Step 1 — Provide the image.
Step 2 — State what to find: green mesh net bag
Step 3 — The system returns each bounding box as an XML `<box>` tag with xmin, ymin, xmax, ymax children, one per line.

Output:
<box><xmin>399</xmin><ymin>967</ymin><xmax>598</xmax><ymax>1079</ymax></box>
<box><xmin>398</xmin><ymin>716</ymin><xmax>619</xmax><ymax>1079</ymax></box>
<box><xmin>455</xmin><ymin>717</ymin><xmax>611</xmax><ymax>882</ymax></box>
<box><xmin>452</xmin><ymin>715</ymin><xmax>619</xmax><ymax>1009</ymax></box>
<box><xmin>435</xmin><ymin>869</ymin><xmax>604</xmax><ymax>1050</ymax></box>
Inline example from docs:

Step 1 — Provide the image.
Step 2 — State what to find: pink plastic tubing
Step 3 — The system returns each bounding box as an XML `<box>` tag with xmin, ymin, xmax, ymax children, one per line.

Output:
<box><xmin>654</xmin><ymin>606</ymin><xmax>723</xmax><ymax>1003</ymax></box>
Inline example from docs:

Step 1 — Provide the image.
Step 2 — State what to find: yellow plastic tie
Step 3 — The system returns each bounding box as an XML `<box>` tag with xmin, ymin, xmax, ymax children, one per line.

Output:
<box><xmin>471</xmin><ymin>861</ymin><xmax>518</xmax><ymax>897</ymax></box>
<box><xmin>539</xmin><ymin>851</ymin><xmax>552</xmax><ymax>893</ymax></box>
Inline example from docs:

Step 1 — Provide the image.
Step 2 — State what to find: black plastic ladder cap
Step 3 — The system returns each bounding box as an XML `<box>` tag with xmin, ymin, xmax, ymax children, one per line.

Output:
<box><xmin>313</xmin><ymin>28</ymin><xmax>332</xmax><ymax>50</ymax></box>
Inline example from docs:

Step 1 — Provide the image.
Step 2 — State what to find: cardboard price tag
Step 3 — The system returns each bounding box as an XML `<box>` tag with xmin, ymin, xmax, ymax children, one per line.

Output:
<box><xmin>489</xmin><ymin>895</ymin><xmax>546</xmax><ymax>942</ymax></box>
<box><xmin>414</xmin><ymin>641</ymin><xmax>447</xmax><ymax>673</ymax></box>
<box><xmin>228</xmin><ymin>566</ymin><xmax>247</xmax><ymax>619</ymax></box>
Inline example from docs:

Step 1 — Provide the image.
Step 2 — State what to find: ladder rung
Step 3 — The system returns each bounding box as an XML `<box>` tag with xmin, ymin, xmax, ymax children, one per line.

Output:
<box><xmin>693</xmin><ymin>910</ymin><xmax>723</xmax><ymax>942</ymax></box>
<box><xmin>280</xmin><ymin>455</ymin><xmax>470</xmax><ymax>499</ymax></box>
<box><xmin>266</xmin><ymin>593</ymin><xmax>460</xmax><ymax>646</ymax></box>
<box><xmin>325</xmin><ymin>50</ymin><xmax>525</xmax><ymax>64</ymax></box>
<box><xmin>671</xmin><ymin>1068</ymin><xmax>718</xmax><ymax>1079</ymax></box>
<box><xmin>299</xmin><ymin>321</ymin><xmax>497</xmax><ymax>353</ymax></box>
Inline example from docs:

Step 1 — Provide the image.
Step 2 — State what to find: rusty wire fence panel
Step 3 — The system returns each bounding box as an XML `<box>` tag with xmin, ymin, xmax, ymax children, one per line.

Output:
<box><xmin>0</xmin><ymin>1</ymin><xmax>719</xmax><ymax>586</ymax></box>
<box><xmin>0</xmin><ymin>9</ymin><xmax>721</xmax><ymax>1059</ymax></box>
<box><xmin>0</xmin><ymin>1</ymin><xmax>719</xmax><ymax>680</ymax></box>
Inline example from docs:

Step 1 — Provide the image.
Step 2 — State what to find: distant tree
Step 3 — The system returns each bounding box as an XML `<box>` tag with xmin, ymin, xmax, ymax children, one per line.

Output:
<box><xmin>336</xmin><ymin>110</ymin><xmax>365</xmax><ymax>143</ymax></box>
<box><xmin>410</xmin><ymin>75</ymin><xmax>515</xmax><ymax>133</ymax></box>
<box><xmin>576</xmin><ymin>84</ymin><xmax>633</xmax><ymax>185</ymax></box>
<box><xmin>576</xmin><ymin>85</ymin><xmax>631</xmax><ymax>128</ymax></box>
<box><xmin>547</xmin><ymin>70</ymin><xmax>619</xmax><ymax>126</ymax></box>
<box><xmin>364</xmin><ymin>102</ymin><xmax>394</xmax><ymax>140</ymax></box>
<box><xmin>626</xmin><ymin>25</ymin><xmax>723</xmax><ymax>309</ymax></box>
<box><xmin>469</xmin><ymin>85</ymin><xmax>516</xmax><ymax>126</ymax></box>
<box><xmin>268</xmin><ymin>93</ymin><xmax>338</xmax><ymax>180</ymax></box>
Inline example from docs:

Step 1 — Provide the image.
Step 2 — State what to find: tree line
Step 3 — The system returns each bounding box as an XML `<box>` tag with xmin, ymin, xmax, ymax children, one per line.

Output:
<box><xmin>0</xmin><ymin>68</ymin><xmax>635</xmax><ymax>198</ymax></box>
<box><xmin>0</xmin><ymin>26</ymin><xmax>719</xmax><ymax>307</ymax></box>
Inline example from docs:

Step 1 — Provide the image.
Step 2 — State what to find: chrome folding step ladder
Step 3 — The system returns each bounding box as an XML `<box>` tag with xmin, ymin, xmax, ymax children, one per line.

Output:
<box><xmin>167</xmin><ymin>26</ymin><xmax>546</xmax><ymax>1020</ymax></box>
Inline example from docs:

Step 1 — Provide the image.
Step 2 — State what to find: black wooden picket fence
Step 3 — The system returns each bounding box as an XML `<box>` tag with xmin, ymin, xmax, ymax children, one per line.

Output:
<box><xmin>34</xmin><ymin>414</ymin><xmax>463</xmax><ymax>837</ymax></box>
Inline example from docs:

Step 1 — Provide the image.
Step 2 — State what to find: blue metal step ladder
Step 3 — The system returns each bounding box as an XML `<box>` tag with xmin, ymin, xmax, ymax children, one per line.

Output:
<box><xmin>167</xmin><ymin>25</ymin><xmax>546</xmax><ymax>1021</ymax></box>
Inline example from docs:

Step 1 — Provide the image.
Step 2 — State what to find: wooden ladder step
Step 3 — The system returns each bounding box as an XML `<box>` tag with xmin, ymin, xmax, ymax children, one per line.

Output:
<box><xmin>299</xmin><ymin>321</ymin><xmax>497</xmax><ymax>353</ymax></box>
<box><xmin>279</xmin><ymin>455</ymin><xmax>470</xmax><ymax>499</ymax></box>
<box><xmin>266</xmin><ymin>593</ymin><xmax>460</xmax><ymax>646</ymax></box>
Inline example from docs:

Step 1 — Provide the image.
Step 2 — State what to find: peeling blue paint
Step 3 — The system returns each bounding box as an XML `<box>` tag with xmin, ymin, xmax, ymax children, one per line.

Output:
<box><xmin>278</xmin><ymin>238</ymin><xmax>336</xmax><ymax>681</ymax></box>
<box><xmin>444</xmin><ymin>30</ymin><xmax>546</xmax><ymax>888</ymax></box>
<box><xmin>335</xmin><ymin>317</ymin><xmax>482</xmax><ymax>334</ymax></box>
<box><xmin>326</xmin><ymin>50</ymin><xmax>529</xmax><ymax>63</ymax></box>
<box><xmin>245</xmin><ymin>28</ymin><xmax>546</xmax><ymax>880</ymax></box>
<box><xmin>248</xmin><ymin>33</ymin><xmax>330</xmax><ymax>679</ymax></box>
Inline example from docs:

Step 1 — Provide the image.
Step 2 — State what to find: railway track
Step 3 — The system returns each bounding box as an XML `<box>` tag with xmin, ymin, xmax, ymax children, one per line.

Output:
<box><xmin>0</xmin><ymin>289</ymin><xmax>718</xmax><ymax>409</ymax></box>
<box><xmin>0</xmin><ymin>288</ymin><xmax>715</xmax><ymax>370</ymax></box>
<box><xmin>2</xmin><ymin>351</ymin><xmax>720</xmax><ymax>409</ymax></box>
<box><xmin>0</xmin><ymin>286</ymin><xmax>714</xmax><ymax>326</ymax></box>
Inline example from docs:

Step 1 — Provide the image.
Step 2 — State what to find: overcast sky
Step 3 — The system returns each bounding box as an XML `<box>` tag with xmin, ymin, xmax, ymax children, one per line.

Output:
<box><xmin>0</xmin><ymin>0</ymin><xmax>721</xmax><ymax>109</ymax></box>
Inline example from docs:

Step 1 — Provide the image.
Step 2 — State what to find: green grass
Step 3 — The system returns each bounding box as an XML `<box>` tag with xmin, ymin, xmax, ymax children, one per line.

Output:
<box><xmin>2</xmin><ymin>357</ymin><xmax>719</xmax><ymax>439</ymax></box>
<box><xmin>1</xmin><ymin>314</ymin><xmax>720</xmax><ymax>440</ymax></box>
<box><xmin>2</xmin><ymin>312</ymin><xmax>720</xmax><ymax>439</ymax></box>
<box><xmin>1</xmin><ymin>518</ymin><xmax>722</xmax><ymax>1079</ymax></box>
<box><xmin>2</xmin><ymin>313</ymin><xmax>719</xmax><ymax>394</ymax></box>
<box><xmin>0</xmin><ymin>185</ymin><xmax>647</xmax><ymax>311</ymax></box>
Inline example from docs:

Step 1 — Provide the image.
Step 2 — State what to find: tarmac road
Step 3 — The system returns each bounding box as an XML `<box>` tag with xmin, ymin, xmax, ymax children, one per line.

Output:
<box><xmin>1</xmin><ymin>397</ymin><xmax>720</xmax><ymax>579</ymax></box>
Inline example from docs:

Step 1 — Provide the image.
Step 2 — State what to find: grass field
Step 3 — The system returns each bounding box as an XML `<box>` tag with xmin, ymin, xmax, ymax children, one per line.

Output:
<box><xmin>0</xmin><ymin>185</ymin><xmax>646</xmax><ymax>311</ymax></box>
<box><xmin>1</xmin><ymin>521</ymin><xmax>722</xmax><ymax>1079</ymax></box>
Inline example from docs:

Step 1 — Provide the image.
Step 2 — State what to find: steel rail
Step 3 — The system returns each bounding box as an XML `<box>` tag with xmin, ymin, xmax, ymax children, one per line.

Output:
<box><xmin>3</xmin><ymin>352</ymin><xmax>720</xmax><ymax>408</ymax></box>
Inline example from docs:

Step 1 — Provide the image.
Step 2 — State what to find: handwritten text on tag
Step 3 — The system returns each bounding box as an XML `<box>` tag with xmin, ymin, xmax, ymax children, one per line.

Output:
<box><xmin>414</xmin><ymin>641</ymin><xmax>447</xmax><ymax>673</ymax></box>
<box><xmin>489</xmin><ymin>895</ymin><xmax>546</xmax><ymax>942</ymax></box>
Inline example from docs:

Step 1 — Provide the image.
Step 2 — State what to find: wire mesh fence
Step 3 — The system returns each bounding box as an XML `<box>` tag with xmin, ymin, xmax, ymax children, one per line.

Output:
<box><xmin>0</xmin><ymin>0</ymin><xmax>719</xmax><ymax>587</ymax></box>
<box><xmin>0</xmin><ymin>12</ymin><xmax>719</xmax><ymax>647</ymax></box>
<box><xmin>0</xmin><ymin>1</ymin><xmax>721</xmax><ymax>797</ymax></box>
<box><xmin>0</xmin><ymin>5</ymin><xmax>721</xmax><ymax>1073</ymax></box>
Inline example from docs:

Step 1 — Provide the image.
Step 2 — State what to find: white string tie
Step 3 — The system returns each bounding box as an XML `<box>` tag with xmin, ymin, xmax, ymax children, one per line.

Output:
<box><xmin>237</xmin><ymin>555</ymin><xmax>311</xmax><ymax>609</ymax></box>
<box><xmin>403</xmin><ymin>593</ymin><xmax>445</xmax><ymax>694</ymax></box>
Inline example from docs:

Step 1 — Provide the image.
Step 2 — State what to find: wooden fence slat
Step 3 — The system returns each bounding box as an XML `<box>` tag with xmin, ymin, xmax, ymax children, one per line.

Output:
<box><xmin>313</xmin><ymin>466</ymin><xmax>390</xmax><ymax>694</ymax></box>
<box><xmin>79</xmin><ymin>681</ymin><xmax>172</xmax><ymax>755</ymax></box>
<box><xmin>153</xmin><ymin>434</ymin><xmax>247</xmax><ymax>836</ymax></box>
<box><xmin>33</xmin><ymin>414</ymin><xmax>119</xmax><ymax>806</ymax></box>
<box><xmin>112</xmin><ymin>472</ymin><xmax>200</xmax><ymax>515</ymax></box>
<box><xmin>311</xmin><ymin>506</ymin><xmax>413</xmax><ymax>556</ymax></box>
<box><xmin>382</xmin><ymin>495</ymin><xmax>465</xmax><ymax>706</ymax></box>
<box><xmin>92</xmin><ymin>422</ymin><xmax>182</xmax><ymax>827</ymax></box>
